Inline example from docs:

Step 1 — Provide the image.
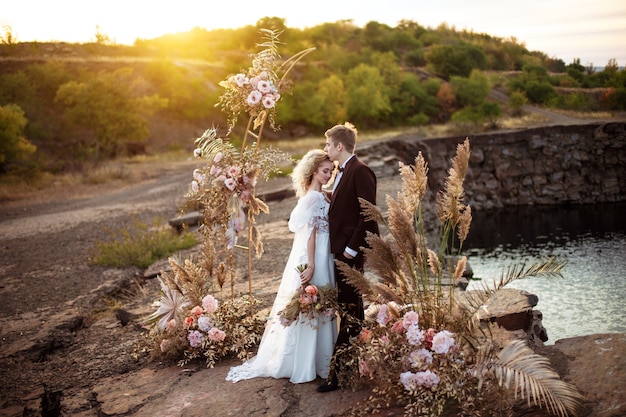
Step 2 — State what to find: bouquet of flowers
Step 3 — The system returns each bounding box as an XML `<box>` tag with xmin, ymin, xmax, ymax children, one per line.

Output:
<box><xmin>277</xmin><ymin>264</ymin><xmax>338</xmax><ymax>327</ymax></box>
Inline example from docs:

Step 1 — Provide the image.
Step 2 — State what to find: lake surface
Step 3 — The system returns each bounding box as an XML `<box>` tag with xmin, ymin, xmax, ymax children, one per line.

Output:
<box><xmin>463</xmin><ymin>202</ymin><xmax>626</xmax><ymax>345</ymax></box>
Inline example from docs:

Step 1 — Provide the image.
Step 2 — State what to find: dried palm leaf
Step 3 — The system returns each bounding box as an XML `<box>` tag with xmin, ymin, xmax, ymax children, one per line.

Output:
<box><xmin>483</xmin><ymin>340</ymin><xmax>583</xmax><ymax>417</ymax></box>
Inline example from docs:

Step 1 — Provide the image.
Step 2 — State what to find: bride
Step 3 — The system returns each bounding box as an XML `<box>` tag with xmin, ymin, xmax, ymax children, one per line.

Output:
<box><xmin>226</xmin><ymin>149</ymin><xmax>338</xmax><ymax>384</ymax></box>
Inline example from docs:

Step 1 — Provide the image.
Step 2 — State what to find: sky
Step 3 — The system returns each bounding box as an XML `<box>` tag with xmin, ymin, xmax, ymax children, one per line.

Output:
<box><xmin>2</xmin><ymin>0</ymin><xmax>625</xmax><ymax>67</ymax></box>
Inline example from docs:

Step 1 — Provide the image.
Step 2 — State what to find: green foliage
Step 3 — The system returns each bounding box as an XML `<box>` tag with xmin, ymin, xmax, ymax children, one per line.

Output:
<box><xmin>450</xmin><ymin>69</ymin><xmax>491</xmax><ymax>107</ymax></box>
<box><xmin>425</xmin><ymin>43</ymin><xmax>487</xmax><ymax>79</ymax></box>
<box><xmin>92</xmin><ymin>215</ymin><xmax>197</xmax><ymax>268</ymax></box>
<box><xmin>524</xmin><ymin>81</ymin><xmax>557</xmax><ymax>104</ymax></box>
<box><xmin>509</xmin><ymin>90</ymin><xmax>528</xmax><ymax>115</ymax></box>
<box><xmin>0</xmin><ymin>104</ymin><xmax>36</xmax><ymax>171</ymax></box>
<box><xmin>345</xmin><ymin>64</ymin><xmax>392</xmax><ymax>125</ymax></box>
<box><xmin>55</xmin><ymin>68</ymin><xmax>168</xmax><ymax>162</ymax></box>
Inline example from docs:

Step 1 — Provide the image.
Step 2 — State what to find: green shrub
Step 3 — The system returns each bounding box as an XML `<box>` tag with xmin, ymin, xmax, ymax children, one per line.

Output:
<box><xmin>92</xmin><ymin>215</ymin><xmax>197</xmax><ymax>268</ymax></box>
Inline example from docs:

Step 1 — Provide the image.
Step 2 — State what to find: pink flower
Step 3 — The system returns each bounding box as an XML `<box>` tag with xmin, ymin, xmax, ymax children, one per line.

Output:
<box><xmin>160</xmin><ymin>338</ymin><xmax>171</xmax><ymax>352</ymax></box>
<box><xmin>227</xmin><ymin>166</ymin><xmax>240</xmax><ymax>177</ymax></box>
<box><xmin>406</xmin><ymin>324</ymin><xmax>425</xmax><ymax>346</ymax></box>
<box><xmin>191</xmin><ymin>180</ymin><xmax>199</xmax><ymax>193</ymax></box>
<box><xmin>423</xmin><ymin>328</ymin><xmax>436</xmax><ymax>350</ymax></box>
<box><xmin>359</xmin><ymin>329</ymin><xmax>373</xmax><ymax>343</ymax></box>
<box><xmin>240</xmin><ymin>189</ymin><xmax>251</xmax><ymax>203</ymax></box>
<box><xmin>415</xmin><ymin>370</ymin><xmax>440</xmax><ymax>388</ymax></box>
<box><xmin>408</xmin><ymin>348</ymin><xmax>433</xmax><ymax>369</ymax></box>
<box><xmin>304</xmin><ymin>285</ymin><xmax>318</xmax><ymax>296</ymax></box>
<box><xmin>299</xmin><ymin>294</ymin><xmax>313</xmax><ymax>305</ymax></box>
<box><xmin>193</xmin><ymin>169</ymin><xmax>205</xmax><ymax>182</ymax></box>
<box><xmin>261</xmin><ymin>95</ymin><xmax>276</xmax><ymax>109</ymax></box>
<box><xmin>247</xmin><ymin>90</ymin><xmax>262</xmax><ymax>106</ymax></box>
<box><xmin>167</xmin><ymin>319</ymin><xmax>177</xmax><ymax>330</ymax></box>
<box><xmin>187</xmin><ymin>330</ymin><xmax>203</xmax><ymax>348</ymax></box>
<box><xmin>207</xmin><ymin>327</ymin><xmax>226</xmax><ymax>342</ymax></box>
<box><xmin>257</xmin><ymin>80</ymin><xmax>271</xmax><ymax>93</ymax></box>
<box><xmin>377</xmin><ymin>304</ymin><xmax>391</xmax><ymax>326</ymax></box>
<box><xmin>184</xmin><ymin>316</ymin><xmax>194</xmax><ymax>328</ymax></box>
<box><xmin>358</xmin><ymin>359</ymin><xmax>370</xmax><ymax>376</ymax></box>
<box><xmin>431</xmin><ymin>330</ymin><xmax>455</xmax><ymax>354</ymax></box>
<box><xmin>392</xmin><ymin>320</ymin><xmax>405</xmax><ymax>334</ymax></box>
<box><xmin>213</xmin><ymin>152</ymin><xmax>223</xmax><ymax>163</ymax></box>
<box><xmin>202</xmin><ymin>294</ymin><xmax>218</xmax><ymax>314</ymax></box>
<box><xmin>191</xmin><ymin>306</ymin><xmax>203</xmax><ymax>317</ymax></box>
<box><xmin>400</xmin><ymin>370</ymin><xmax>440</xmax><ymax>390</ymax></box>
<box><xmin>234</xmin><ymin>73</ymin><xmax>248</xmax><ymax>87</ymax></box>
<box><xmin>402</xmin><ymin>311</ymin><xmax>419</xmax><ymax>329</ymax></box>
<box><xmin>209</xmin><ymin>165</ymin><xmax>221</xmax><ymax>176</ymax></box>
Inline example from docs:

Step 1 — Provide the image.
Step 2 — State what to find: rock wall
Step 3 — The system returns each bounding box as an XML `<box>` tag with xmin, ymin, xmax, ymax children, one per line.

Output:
<box><xmin>362</xmin><ymin>122</ymin><xmax>626</xmax><ymax>210</ymax></box>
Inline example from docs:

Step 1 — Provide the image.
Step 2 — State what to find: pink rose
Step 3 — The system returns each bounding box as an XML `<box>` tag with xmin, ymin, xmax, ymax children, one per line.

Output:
<box><xmin>359</xmin><ymin>329</ymin><xmax>373</xmax><ymax>343</ymax></box>
<box><xmin>207</xmin><ymin>327</ymin><xmax>226</xmax><ymax>342</ymax></box>
<box><xmin>304</xmin><ymin>285</ymin><xmax>318</xmax><ymax>296</ymax></box>
<box><xmin>191</xmin><ymin>306</ymin><xmax>203</xmax><ymax>317</ymax></box>
<box><xmin>202</xmin><ymin>294</ymin><xmax>218</xmax><ymax>314</ymax></box>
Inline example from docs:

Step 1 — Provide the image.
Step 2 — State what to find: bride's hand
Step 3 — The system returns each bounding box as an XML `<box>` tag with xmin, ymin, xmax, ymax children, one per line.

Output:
<box><xmin>300</xmin><ymin>264</ymin><xmax>314</xmax><ymax>284</ymax></box>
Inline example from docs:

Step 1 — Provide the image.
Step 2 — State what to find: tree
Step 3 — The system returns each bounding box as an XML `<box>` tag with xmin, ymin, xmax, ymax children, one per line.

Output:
<box><xmin>450</xmin><ymin>69</ymin><xmax>490</xmax><ymax>108</ymax></box>
<box><xmin>345</xmin><ymin>64</ymin><xmax>391</xmax><ymax>125</ymax></box>
<box><xmin>0</xmin><ymin>104</ymin><xmax>36</xmax><ymax>172</ymax></box>
<box><xmin>425</xmin><ymin>43</ymin><xmax>487</xmax><ymax>79</ymax></box>
<box><xmin>55</xmin><ymin>68</ymin><xmax>167</xmax><ymax>162</ymax></box>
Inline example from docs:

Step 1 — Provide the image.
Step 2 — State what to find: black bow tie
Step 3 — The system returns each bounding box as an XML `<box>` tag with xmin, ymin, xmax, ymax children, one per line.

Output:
<box><xmin>339</xmin><ymin>167</ymin><xmax>344</xmax><ymax>172</ymax></box>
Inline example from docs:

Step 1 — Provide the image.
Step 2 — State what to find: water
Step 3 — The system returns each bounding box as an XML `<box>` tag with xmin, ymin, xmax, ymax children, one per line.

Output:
<box><xmin>463</xmin><ymin>202</ymin><xmax>626</xmax><ymax>345</ymax></box>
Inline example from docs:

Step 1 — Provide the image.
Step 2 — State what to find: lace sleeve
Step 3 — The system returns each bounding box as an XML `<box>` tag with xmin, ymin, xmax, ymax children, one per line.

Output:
<box><xmin>288</xmin><ymin>192</ymin><xmax>326</xmax><ymax>237</ymax></box>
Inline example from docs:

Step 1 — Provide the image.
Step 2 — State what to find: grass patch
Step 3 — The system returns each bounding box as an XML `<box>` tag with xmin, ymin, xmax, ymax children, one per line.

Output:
<box><xmin>92</xmin><ymin>214</ymin><xmax>197</xmax><ymax>268</ymax></box>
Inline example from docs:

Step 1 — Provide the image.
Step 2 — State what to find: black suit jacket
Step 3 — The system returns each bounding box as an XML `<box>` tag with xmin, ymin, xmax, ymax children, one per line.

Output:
<box><xmin>329</xmin><ymin>156</ymin><xmax>379</xmax><ymax>255</ymax></box>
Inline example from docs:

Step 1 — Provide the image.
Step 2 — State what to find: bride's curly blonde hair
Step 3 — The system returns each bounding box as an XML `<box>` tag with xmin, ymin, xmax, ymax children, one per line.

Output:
<box><xmin>291</xmin><ymin>149</ymin><xmax>333</xmax><ymax>198</ymax></box>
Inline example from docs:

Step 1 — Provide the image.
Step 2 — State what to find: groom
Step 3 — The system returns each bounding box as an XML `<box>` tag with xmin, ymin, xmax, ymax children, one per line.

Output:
<box><xmin>318</xmin><ymin>122</ymin><xmax>379</xmax><ymax>393</ymax></box>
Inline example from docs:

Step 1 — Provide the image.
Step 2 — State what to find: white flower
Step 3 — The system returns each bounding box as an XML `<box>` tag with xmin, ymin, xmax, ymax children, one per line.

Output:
<box><xmin>402</xmin><ymin>311</ymin><xmax>419</xmax><ymax>329</ymax></box>
<box><xmin>197</xmin><ymin>315</ymin><xmax>213</xmax><ymax>332</ymax></box>
<box><xmin>193</xmin><ymin>148</ymin><xmax>202</xmax><ymax>158</ymax></box>
<box><xmin>191</xmin><ymin>180</ymin><xmax>199</xmax><ymax>193</ymax></box>
<box><xmin>247</xmin><ymin>90</ymin><xmax>262</xmax><ymax>106</ymax></box>
<box><xmin>431</xmin><ymin>330</ymin><xmax>455</xmax><ymax>354</ymax></box>
<box><xmin>224</xmin><ymin>178</ymin><xmax>236</xmax><ymax>191</ymax></box>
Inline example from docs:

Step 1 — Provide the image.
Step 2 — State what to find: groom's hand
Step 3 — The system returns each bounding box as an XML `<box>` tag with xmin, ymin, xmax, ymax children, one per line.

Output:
<box><xmin>343</xmin><ymin>250</ymin><xmax>354</xmax><ymax>260</ymax></box>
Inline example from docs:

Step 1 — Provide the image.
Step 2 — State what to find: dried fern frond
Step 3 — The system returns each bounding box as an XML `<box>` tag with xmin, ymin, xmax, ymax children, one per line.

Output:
<box><xmin>486</xmin><ymin>340</ymin><xmax>583</xmax><ymax>417</ymax></box>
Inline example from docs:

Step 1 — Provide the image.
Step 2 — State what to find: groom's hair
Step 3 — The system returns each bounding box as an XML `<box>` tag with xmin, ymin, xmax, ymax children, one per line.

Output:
<box><xmin>325</xmin><ymin>122</ymin><xmax>357</xmax><ymax>153</ymax></box>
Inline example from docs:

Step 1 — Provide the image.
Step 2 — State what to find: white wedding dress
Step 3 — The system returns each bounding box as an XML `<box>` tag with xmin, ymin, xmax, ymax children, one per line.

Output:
<box><xmin>226</xmin><ymin>190</ymin><xmax>337</xmax><ymax>384</ymax></box>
